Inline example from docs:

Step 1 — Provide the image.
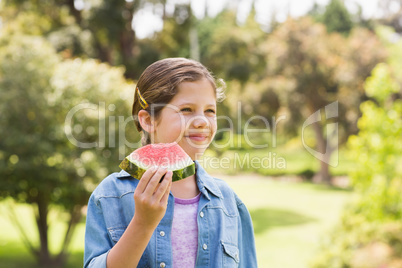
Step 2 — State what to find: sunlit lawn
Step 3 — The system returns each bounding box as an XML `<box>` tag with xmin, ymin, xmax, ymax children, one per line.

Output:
<box><xmin>0</xmin><ymin>176</ymin><xmax>353</xmax><ymax>268</ymax></box>
<box><xmin>0</xmin><ymin>201</ymin><xmax>85</xmax><ymax>268</ymax></box>
<box><xmin>204</xmin><ymin>144</ymin><xmax>356</xmax><ymax>177</ymax></box>
<box><xmin>225</xmin><ymin>177</ymin><xmax>354</xmax><ymax>268</ymax></box>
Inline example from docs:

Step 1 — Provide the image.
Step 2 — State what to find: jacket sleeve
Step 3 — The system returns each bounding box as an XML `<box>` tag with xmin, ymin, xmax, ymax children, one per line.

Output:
<box><xmin>83</xmin><ymin>193</ymin><xmax>113</xmax><ymax>268</ymax></box>
<box><xmin>235</xmin><ymin>193</ymin><xmax>258</xmax><ymax>268</ymax></box>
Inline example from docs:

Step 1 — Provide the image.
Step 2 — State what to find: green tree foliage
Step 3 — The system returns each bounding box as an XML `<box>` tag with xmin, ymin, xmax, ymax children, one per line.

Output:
<box><xmin>85</xmin><ymin>0</ymin><xmax>140</xmax><ymax>76</ymax></box>
<box><xmin>197</xmin><ymin>9</ymin><xmax>269</xmax><ymax>142</ymax></box>
<box><xmin>312</xmin><ymin>63</ymin><xmax>402</xmax><ymax>268</ymax></box>
<box><xmin>309</xmin><ymin>0</ymin><xmax>376</xmax><ymax>33</ymax></box>
<box><xmin>262</xmin><ymin>17</ymin><xmax>386</xmax><ymax>183</ymax></box>
<box><xmin>0</xmin><ymin>0</ymin><xmax>92</xmax><ymax>55</ymax></box>
<box><xmin>322</xmin><ymin>0</ymin><xmax>353</xmax><ymax>35</ymax></box>
<box><xmin>376</xmin><ymin>25</ymin><xmax>402</xmax><ymax>86</ymax></box>
<box><xmin>309</xmin><ymin>0</ymin><xmax>354</xmax><ymax>35</ymax></box>
<box><xmin>0</xmin><ymin>0</ymin><xmax>168</xmax><ymax>78</ymax></box>
<box><xmin>154</xmin><ymin>4</ymin><xmax>193</xmax><ymax>59</ymax></box>
<box><xmin>307</xmin><ymin>2</ymin><xmax>325</xmax><ymax>19</ymax></box>
<box><xmin>198</xmin><ymin>9</ymin><xmax>265</xmax><ymax>86</ymax></box>
<box><xmin>154</xmin><ymin>6</ymin><xmax>266</xmax><ymax>85</ymax></box>
<box><xmin>0</xmin><ymin>34</ymin><xmax>136</xmax><ymax>267</ymax></box>
<box><xmin>348</xmin><ymin>64</ymin><xmax>402</xmax><ymax>219</ymax></box>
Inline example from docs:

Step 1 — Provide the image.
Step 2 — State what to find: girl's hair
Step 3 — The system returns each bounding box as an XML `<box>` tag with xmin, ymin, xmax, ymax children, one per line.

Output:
<box><xmin>132</xmin><ymin>57</ymin><xmax>225</xmax><ymax>145</ymax></box>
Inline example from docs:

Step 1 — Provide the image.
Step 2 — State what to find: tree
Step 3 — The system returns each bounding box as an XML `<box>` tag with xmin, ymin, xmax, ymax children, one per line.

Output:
<box><xmin>85</xmin><ymin>0</ymin><xmax>140</xmax><ymax>77</ymax></box>
<box><xmin>154</xmin><ymin>4</ymin><xmax>194</xmax><ymax>59</ymax></box>
<box><xmin>348</xmin><ymin>63</ymin><xmax>402</xmax><ymax>219</ymax></box>
<box><xmin>315</xmin><ymin>0</ymin><xmax>354</xmax><ymax>35</ymax></box>
<box><xmin>312</xmin><ymin>63</ymin><xmax>402</xmax><ymax>268</ymax></box>
<box><xmin>0</xmin><ymin>0</ymin><xmax>170</xmax><ymax>79</ymax></box>
<box><xmin>0</xmin><ymin>0</ymin><xmax>92</xmax><ymax>55</ymax></box>
<box><xmin>375</xmin><ymin>26</ymin><xmax>402</xmax><ymax>86</ymax></box>
<box><xmin>198</xmin><ymin>9</ymin><xmax>265</xmax><ymax>86</ymax></box>
<box><xmin>377</xmin><ymin>0</ymin><xmax>402</xmax><ymax>33</ymax></box>
<box><xmin>0</xmin><ymin>34</ymin><xmax>137</xmax><ymax>267</ymax></box>
<box><xmin>261</xmin><ymin>17</ymin><xmax>385</xmax><ymax>183</ymax></box>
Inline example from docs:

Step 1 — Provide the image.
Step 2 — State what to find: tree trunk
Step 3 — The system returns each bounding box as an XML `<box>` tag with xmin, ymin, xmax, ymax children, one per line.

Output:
<box><xmin>34</xmin><ymin>195</ymin><xmax>73</xmax><ymax>268</ymax></box>
<box><xmin>65</xmin><ymin>0</ymin><xmax>82</xmax><ymax>24</ymax></box>
<box><xmin>315</xmin><ymin>157</ymin><xmax>331</xmax><ymax>184</ymax></box>
<box><xmin>119</xmin><ymin>26</ymin><xmax>136</xmax><ymax>79</ymax></box>
<box><xmin>35</xmin><ymin>196</ymin><xmax>51</xmax><ymax>267</ymax></box>
<box><xmin>57</xmin><ymin>205</ymin><xmax>83</xmax><ymax>259</ymax></box>
<box><xmin>310</xmin><ymin>115</ymin><xmax>332</xmax><ymax>184</ymax></box>
<box><xmin>118</xmin><ymin>1</ymin><xmax>137</xmax><ymax>79</ymax></box>
<box><xmin>189</xmin><ymin>25</ymin><xmax>200</xmax><ymax>61</ymax></box>
<box><xmin>97</xmin><ymin>42</ymin><xmax>113</xmax><ymax>64</ymax></box>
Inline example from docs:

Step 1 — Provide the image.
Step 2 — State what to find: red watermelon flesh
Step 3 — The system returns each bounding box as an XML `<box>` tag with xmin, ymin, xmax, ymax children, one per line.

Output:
<box><xmin>119</xmin><ymin>142</ymin><xmax>195</xmax><ymax>182</ymax></box>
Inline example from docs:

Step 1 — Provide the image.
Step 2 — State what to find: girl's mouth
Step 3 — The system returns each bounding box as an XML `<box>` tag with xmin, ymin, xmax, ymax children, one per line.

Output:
<box><xmin>186</xmin><ymin>134</ymin><xmax>209</xmax><ymax>142</ymax></box>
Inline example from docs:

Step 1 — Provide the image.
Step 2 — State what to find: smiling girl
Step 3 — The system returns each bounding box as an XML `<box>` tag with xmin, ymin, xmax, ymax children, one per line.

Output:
<box><xmin>84</xmin><ymin>58</ymin><xmax>257</xmax><ymax>268</ymax></box>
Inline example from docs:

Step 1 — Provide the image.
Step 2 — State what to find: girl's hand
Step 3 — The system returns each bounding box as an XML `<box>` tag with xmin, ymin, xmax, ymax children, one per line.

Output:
<box><xmin>133</xmin><ymin>167</ymin><xmax>172</xmax><ymax>229</ymax></box>
<box><xmin>106</xmin><ymin>167</ymin><xmax>172</xmax><ymax>268</ymax></box>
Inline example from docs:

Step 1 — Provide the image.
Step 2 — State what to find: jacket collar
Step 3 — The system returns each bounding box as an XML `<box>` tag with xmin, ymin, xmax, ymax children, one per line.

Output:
<box><xmin>117</xmin><ymin>161</ymin><xmax>223</xmax><ymax>200</ymax></box>
<box><xmin>195</xmin><ymin>160</ymin><xmax>223</xmax><ymax>200</ymax></box>
<box><xmin>116</xmin><ymin>169</ymin><xmax>132</xmax><ymax>178</ymax></box>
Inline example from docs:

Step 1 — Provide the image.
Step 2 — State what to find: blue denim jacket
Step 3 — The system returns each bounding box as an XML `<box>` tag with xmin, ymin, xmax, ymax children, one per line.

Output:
<box><xmin>84</xmin><ymin>161</ymin><xmax>257</xmax><ymax>268</ymax></box>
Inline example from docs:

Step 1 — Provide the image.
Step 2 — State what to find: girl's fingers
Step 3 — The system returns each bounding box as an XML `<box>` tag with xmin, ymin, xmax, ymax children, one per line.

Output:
<box><xmin>143</xmin><ymin>167</ymin><xmax>167</xmax><ymax>196</ymax></box>
<box><xmin>153</xmin><ymin>171</ymin><xmax>172</xmax><ymax>202</ymax></box>
<box><xmin>159</xmin><ymin>179</ymin><xmax>172</xmax><ymax>205</ymax></box>
<box><xmin>135</xmin><ymin>166</ymin><xmax>157</xmax><ymax>194</ymax></box>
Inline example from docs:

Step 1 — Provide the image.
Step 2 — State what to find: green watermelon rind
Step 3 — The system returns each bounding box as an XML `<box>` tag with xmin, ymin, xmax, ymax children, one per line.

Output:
<box><xmin>119</xmin><ymin>158</ymin><xmax>195</xmax><ymax>182</ymax></box>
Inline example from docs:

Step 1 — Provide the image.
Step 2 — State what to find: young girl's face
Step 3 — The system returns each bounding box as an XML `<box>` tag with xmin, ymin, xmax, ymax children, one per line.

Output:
<box><xmin>152</xmin><ymin>78</ymin><xmax>217</xmax><ymax>160</ymax></box>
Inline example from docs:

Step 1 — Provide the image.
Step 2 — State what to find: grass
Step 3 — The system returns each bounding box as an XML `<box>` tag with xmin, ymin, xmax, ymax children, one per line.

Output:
<box><xmin>0</xmin><ymin>176</ymin><xmax>353</xmax><ymax>268</ymax></box>
<box><xmin>222</xmin><ymin>176</ymin><xmax>354</xmax><ymax>268</ymax></box>
<box><xmin>204</xmin><ymin>144</ymin><xmax>356</xmax><ymax>177</ymax></box>
<box><xmin>0</xmin><ymin>200</ymin><xmax>85</xmax><ymax>268</ymax></box>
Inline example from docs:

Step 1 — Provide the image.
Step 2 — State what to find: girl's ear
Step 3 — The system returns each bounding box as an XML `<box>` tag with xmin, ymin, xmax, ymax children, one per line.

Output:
<box><xmin>138</xmin><ymin>110</ymin><xmax>155</xmax><ymax>133</ymax></box>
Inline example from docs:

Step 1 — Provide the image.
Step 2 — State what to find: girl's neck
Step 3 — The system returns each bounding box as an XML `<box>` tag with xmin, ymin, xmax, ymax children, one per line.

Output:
<box><xmin>170</xmin><ymin>174</ymin><xmax>199</xmax><ymax>199</ymax></box>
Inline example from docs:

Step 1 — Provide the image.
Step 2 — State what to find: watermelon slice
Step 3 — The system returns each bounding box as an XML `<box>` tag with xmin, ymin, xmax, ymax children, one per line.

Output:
<box><xmin>119</xmin><ymin>142</ymin><xmax>195</xmax><ymax>182</ymax></box>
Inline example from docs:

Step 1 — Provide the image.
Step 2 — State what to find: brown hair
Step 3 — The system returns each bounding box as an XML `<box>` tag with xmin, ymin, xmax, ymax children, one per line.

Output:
<box><xmin>132</xmin><ymin>57</ymin><xmax>225</xmax><ymax>145</ymax></box>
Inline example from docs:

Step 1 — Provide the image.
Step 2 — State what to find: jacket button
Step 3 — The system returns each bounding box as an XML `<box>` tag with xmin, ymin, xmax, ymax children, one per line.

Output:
<box><xmin>200</xmin><ymin>211</ymin><xmax>204</xmax><ymax>218</ymax></box>
<box><xmin>159</xmin><ymin>231</ymin><xmax>165</xmax><ymax>237</ymax></box>
<box><xmin>160</xmin><ymin>262</ymin><xmax>166</xmax><ymax>268</ymax></box>
<box><xmin>203</xmin><ymin>244</ymin><xmax>208</xmax><ymax>250</ymax></box>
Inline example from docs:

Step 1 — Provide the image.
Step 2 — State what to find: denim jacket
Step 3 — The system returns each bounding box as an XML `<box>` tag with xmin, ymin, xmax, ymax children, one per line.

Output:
<box><xmin>84</xmin><ymin>161</ymin><xmax>257</xmax><ymax>268</ymax></box>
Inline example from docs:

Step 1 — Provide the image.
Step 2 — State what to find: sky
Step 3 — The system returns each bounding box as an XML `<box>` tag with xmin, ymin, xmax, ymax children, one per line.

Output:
<box><xmin>132</xmin><ymin>0</ymin><xmax>384</xmax><ymax>39</ymax></box>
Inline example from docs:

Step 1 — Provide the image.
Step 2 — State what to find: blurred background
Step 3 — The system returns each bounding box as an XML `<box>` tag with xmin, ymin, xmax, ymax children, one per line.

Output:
<box><xmin>0</xmin><ymin>0</ymin><xmax>401</xmax><ymax>267</ymax></box>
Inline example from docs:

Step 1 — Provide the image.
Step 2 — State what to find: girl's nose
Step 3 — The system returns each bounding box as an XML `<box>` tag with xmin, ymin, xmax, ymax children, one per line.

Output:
<box><xmin>190</xmin><ymin>115</ymin><xmax>209</xmax><ymax>128</ymax></box>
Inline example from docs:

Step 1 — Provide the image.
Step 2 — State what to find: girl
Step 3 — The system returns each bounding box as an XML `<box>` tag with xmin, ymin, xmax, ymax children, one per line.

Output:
<box><xmin>84</xmin><ymin>58</ymin><xmax>257</xmax><ymax>268</ymax></box>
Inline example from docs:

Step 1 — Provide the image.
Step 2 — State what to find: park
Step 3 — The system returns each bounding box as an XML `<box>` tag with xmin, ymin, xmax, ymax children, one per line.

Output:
<box><xmin>0</xmin><ymin>0</ymin><xmax>401</xmax><ymax>267</ymax></box>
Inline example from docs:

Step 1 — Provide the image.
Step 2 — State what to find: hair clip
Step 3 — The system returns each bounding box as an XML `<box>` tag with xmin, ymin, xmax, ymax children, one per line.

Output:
<box><xmin>136</xmin><ymin>87</ymin><xmax>149</xmax><ymax>109</ymax></box>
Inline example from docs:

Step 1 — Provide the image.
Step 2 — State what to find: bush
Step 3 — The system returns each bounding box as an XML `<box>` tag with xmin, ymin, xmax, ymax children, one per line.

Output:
<box><xmin>311</xmin><ymin>64</ymin><xmax>402</xmax><ymax>267</ymax></box>
<box><xmin>311</xmin><ymin>207</ymin><xmax>402</xmax><ymax>268</ymax></box>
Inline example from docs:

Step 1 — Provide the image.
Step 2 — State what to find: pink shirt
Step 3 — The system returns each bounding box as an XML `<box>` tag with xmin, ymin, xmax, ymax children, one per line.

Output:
<box><xmin>171</xmin><ymin>193</ymin><xmax>201</xmax><ymax>267</ymax></box>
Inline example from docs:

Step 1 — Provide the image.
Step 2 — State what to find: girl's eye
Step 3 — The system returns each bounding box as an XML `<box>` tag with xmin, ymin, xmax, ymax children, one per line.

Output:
<box><xmin>180</xmin><ymin>107</ymin><xmax>192</xmax><ymax>112</ymax></box>
<box><xmin>206</xmin><ymin>109</ymin><xmax>216</xmax><ymax>114</ymax></box>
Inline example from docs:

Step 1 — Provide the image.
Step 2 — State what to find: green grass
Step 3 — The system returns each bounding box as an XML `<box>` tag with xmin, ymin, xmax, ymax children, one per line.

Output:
<box><xmin>0</xmin><ymin>177</ymin><xmax>353</xmax><ymax>268</ymax></box>
<box><xmin>223</xmin><ymin>176</ymin><xmax>354</xmax><ymax>268</ymax></box>
<box><xmin>204</xmin><ymin>145</ymin><xmax>356</xmax><ymax>177</ymax></box>
<box><xmin>0</xmin><ymin>200</ymin><xmax>85</xmax><ymax>268</ymax></box>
